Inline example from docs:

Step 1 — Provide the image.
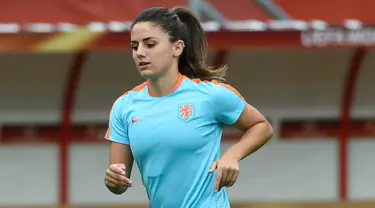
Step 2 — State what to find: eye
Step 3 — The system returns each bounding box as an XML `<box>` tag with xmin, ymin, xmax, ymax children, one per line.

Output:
<box><xmin>131</xmin><ymin>45</ymin><xmax>138</xmax><ymax>50</ymax></box>
<box><xmin>146</xmin><ymin>43</ymin><xmax>156</xmax><ymax>48</ymax></box>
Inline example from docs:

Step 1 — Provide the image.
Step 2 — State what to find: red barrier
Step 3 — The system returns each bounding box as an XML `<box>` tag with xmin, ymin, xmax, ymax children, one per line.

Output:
<box><xmin>339</xmin><ymin>48</ymin><xmax>367</xmax><ymax>200</ymax></box>
<box><xmin>60</xmin><ymin>52</ymin><xmax>88</xmax><ymax>205</ymax></box>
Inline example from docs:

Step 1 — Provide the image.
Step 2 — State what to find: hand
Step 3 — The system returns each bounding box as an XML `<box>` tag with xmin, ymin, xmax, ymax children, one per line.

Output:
<box><xmin>105</xmin><ymin>163</ymin><xmax>132</xmax><ymax>189</ymax></box>
<box><xmin>209</xmin><ymin>155</ymin><xmax>240</xmax><ymax>192</ymax></box>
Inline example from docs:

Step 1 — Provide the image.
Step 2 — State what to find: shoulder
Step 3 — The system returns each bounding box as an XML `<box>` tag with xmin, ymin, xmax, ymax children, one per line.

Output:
<box><xmin>182</xmin><ymin>78</ymin><xmax>213</xmax><ymax>94</ymax></box>
<box><xmin>126</xmin><ymin>81</ymin><xmax>149</xmax><ymax>98</ymax></box>
<box><xmin>111</xmin><ymin>81</ymin><xmax>148</xmax><ymax>110</ymax></box>
<box><xmin>200</xmin><ymin>80</ymin><xmax>245</xmax><ymax>103</ymax></box>
<box><xmin>183</xmin><ymin>78</ymin><xmax>244</xmax><ymax>101</ymax></box>
<box><xmin>209</xmin><ymin>80</ymin><xmax>244</xmax><ymax>100</ymax></box>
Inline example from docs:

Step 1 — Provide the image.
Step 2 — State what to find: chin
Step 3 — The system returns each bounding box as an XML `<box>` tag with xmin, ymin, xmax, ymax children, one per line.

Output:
<box><xmin>139</xmin><ymin>69</ymin><xmax>155</xmax><ymax>80</ymax></box>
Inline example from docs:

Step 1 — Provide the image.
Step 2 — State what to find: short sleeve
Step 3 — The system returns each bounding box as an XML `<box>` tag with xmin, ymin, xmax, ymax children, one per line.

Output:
<box><xmin>211</xmin><ymin>83</ymin><xmax>246</xmax><ymax>125</ymax></box>
<box><xmin>104</xmin><ymin>96</ymin><xmax>129</xmax><ymax>145</ymax></box>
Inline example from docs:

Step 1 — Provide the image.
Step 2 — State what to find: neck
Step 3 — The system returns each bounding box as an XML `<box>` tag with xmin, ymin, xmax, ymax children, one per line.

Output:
<box><xmin>148</xmin><ymin>70</ymin><xmax>180</xmax><ymax>97</ymax></box>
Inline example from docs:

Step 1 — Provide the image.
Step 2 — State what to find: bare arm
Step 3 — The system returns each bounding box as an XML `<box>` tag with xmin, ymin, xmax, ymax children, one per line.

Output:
<box><xmin>224</xmin><ymin>103</ymin><xmax>273</xmax><ymax>161</ymax></box>
<box><xmin>209</xmin><ymin>85</ymin><xmax>273</xmax><ymax>191</ymax></box>
<box><xmin>105</xmin><ymin>142</ymin><xmax>134</xmax><ymax>195</ymax></box>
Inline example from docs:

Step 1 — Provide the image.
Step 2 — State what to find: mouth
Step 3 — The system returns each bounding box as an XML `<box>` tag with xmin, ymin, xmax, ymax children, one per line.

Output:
<box><xmin>139</xmin><ymin>61</ymin><xmax>150</xmax><ymax>67</ymax></box>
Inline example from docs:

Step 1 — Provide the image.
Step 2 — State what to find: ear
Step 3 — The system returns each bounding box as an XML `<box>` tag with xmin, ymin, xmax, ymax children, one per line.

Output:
<box><xmin>173</xmin><ymin>40</ymin><xmax>185</xmax><ymax>57</ymax></box>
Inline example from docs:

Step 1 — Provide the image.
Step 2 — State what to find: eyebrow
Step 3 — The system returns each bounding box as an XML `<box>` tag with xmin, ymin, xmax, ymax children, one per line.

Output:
<box><xmin>131</xmin><ymin>37</ymin><xmax>156</xmax><ymax>44</ymax></box>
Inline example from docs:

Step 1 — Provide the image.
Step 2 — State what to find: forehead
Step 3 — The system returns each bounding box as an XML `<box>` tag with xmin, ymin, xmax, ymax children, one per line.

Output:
<box><xmin>131</xmin><ymin>22</ymin><xmax>168</xmax><ymax>41</ymax></box>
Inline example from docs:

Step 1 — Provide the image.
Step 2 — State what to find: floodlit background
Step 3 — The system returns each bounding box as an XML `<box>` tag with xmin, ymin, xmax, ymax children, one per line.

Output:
<box><xmin>0</xmin><ymin>0</ymin><xmax>375</xmax><ymax>208</ymax></box>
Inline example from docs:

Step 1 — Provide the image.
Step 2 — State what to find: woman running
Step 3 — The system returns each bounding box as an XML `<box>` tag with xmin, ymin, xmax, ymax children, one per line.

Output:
<box><xmin>104</xmin><ymin>6</ymin><xmax>273</xmax><ymax>208</ymax></box>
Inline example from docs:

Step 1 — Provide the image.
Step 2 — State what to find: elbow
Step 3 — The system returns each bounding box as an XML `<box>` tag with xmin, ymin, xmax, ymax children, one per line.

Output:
<box><xmin>264</xmin><ymin>120</ymin><xmax>274</xmax><ymax>142</ymax></box>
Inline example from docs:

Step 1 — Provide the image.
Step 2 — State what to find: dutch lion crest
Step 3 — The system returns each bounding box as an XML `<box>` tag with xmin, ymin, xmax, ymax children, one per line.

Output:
<box><xmin>178</xmin><ymin>104</ymin><xmax>195</xmax><ymax>122</ymax></box>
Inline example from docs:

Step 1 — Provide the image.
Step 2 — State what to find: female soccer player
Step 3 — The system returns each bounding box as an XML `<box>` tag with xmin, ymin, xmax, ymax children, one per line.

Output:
<box><xmin>104</xmin><ymin>6</ymin><xmax>273</xmax><ymax>208</ymax></box>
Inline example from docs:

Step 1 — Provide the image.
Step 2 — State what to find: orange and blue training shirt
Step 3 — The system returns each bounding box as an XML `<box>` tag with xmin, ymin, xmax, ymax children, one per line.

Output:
<box><xmin>105</xmin><ymin>73</ymin><xmax>246</xmax><ymax>208</ymax></box>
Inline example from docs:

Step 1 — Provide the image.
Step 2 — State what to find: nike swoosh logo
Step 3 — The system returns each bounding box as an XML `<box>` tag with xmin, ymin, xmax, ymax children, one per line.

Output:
<box><xmin>132</xmin><ymin>116</ymin><xmax>144</xmax><ymax>123</ymax></box>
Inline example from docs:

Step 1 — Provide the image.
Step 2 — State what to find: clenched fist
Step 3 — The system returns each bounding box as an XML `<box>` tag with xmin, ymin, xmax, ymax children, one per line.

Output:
<box><xmin>105</xmin><ymin>163</ymin><xmax>132</xmax><ymax>194</ymax></box>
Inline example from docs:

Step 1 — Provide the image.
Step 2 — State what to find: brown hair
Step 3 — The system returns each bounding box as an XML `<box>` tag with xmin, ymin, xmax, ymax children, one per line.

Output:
<box><xmin>131</xmin><ymin>7</ymin><xmax>227</xmax><ymax>82</ymax></box>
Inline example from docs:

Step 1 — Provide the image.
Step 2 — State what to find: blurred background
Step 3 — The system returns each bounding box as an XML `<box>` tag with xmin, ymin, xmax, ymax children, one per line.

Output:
<box><xmin>0</xmin><ymin>0</ymin><xmax>375</xmax><ymax>208</ymax></box>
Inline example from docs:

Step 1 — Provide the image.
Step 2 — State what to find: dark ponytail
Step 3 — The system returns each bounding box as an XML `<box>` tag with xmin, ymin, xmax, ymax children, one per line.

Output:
<box><xmin>170</xmin><ymin>7</ymin><xmax>227</xmax><ymax>82</ymax></box>
<box><xmin>131</xmin><ymin>7</ymin><xmax>227</xmax><ymax>82</ymax></box>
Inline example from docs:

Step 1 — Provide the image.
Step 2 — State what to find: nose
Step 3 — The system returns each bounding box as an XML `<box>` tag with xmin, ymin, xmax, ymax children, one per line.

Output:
<box><xmin>136</xmin><ymin>45</ymin><xmax>146</xmax><ymax>58</ymax></box>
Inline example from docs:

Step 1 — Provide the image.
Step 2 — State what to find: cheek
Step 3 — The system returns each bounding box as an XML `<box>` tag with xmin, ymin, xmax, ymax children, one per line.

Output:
<box><xmin>132</xmin><ymin>50</ymin><xmax>137</xmax><ymax>61</ymax></box>
<box><xmin>152</xmin><ymin>48</ymin><xmax>173</xmax><ymax>67</ymax></box>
